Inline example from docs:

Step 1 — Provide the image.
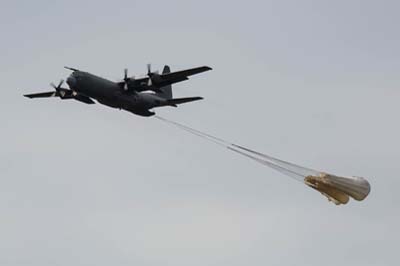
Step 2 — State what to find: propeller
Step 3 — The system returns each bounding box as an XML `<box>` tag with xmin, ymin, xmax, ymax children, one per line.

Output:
<box><xmin>124</xmin><ymin>68</ymin><xmax>128</xmax><ymax>81</ymax></box>
<box><xmin>50</xmin><ymin>79</ymin><xmax>64</xmax><ymax>90</ymax></box>
<box><xmin>50</xmin><ymin>79</ymin><xmax>76</xmax><ymax>99</ymax></box>
<box><xmin>147</xmin><ymin>64</ymin><xmax>152</xmax><ymax>76</ymax></box>
<box><xmin>146</xmin><ymin>64</ymin><xmax>159</xmax><ymax>86</ymax></box>
<box><xmin>120</xmin><ymin>68</ymin><xmax>134</xmax><ymax>91</ymax></box>
<box><xmin>118</xmin><ymin>64</ymin><xmax>161</xmax><ymax>91</ymax></box>
<box><xmin>50</xmin><ymin>80</ymin><xmax>66</xmax><ymax>97</ymax></box>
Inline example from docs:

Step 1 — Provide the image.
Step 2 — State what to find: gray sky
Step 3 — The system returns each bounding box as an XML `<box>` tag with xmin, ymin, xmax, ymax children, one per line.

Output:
<box><xmin>1</xmin><ymin>0</ymin><xmax>399</xmax><ymax>265</ymax></box>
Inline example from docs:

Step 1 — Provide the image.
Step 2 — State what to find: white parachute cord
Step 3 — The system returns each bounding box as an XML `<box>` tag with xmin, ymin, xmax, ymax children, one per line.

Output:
<box><xmin>231</xmin><ymin>144</ymin><xmax>320</xmax><ymax>177</ymax></box>
<box><xmin>155</xmin><ymin>116</ymin><xmax>231</xmax><ymax>146</ymax></box>
<box><xmin>155</xmin><ymin>115</ymin><xmax>305</xmax><ymax>182</ymax></box>
<box><xmin>154</xmin><ymin>116</ymin><xmax>228</xmax><ymax>148</ymax></box>
<box><xmin>226</xmin><ymin>147</ymin><xmax>305</xmax><ymax>182</ymax></box>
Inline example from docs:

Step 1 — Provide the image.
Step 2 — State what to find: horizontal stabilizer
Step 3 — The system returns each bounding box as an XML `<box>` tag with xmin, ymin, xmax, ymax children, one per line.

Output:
<box><xmin>165</xmin><ymin>97</ymin><xmax>203</xmax><ymax>107</ymax></box>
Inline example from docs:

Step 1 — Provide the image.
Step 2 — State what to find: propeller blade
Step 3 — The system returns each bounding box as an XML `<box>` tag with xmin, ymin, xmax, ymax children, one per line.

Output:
<box><xmin>124</xmin><ymin>68</ymin><xmax>128</xmax><ymax>80</ymax></box>
<box><xmin>57</xmin><ymin>79</ymin><xmax>64</xmax><ymax>88</ymax></box>
<box><xmin>147</xmin><ymin>63</ymin><xmax>151</xmax><ymax>75</ymax></box>
<box><xmin>50</xmin><ymin>82</ymin><xmax>56</xmax><ymax>89</ymax></box>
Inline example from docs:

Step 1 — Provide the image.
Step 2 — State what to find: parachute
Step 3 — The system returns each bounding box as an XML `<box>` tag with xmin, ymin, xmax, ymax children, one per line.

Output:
<box><xmin>155</xmin><ymin>116</ymin><xmax>371</xmax><ymax>205</ymax></box>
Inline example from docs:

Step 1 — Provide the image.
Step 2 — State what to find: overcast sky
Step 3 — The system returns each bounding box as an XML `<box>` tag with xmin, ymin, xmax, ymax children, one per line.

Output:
<box><xmin>1</xmin><ymin>0</ymin><xmax>399</xmax><ymax>265</ymax></box>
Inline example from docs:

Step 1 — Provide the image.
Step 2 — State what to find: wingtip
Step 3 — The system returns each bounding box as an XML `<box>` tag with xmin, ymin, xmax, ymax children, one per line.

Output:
<box><xmin>193</xmin><ymin>96</ymin><xmax>204</xmax><ymax>101</ymax></box>
<box><xmin>64</xmin><ymin>66</ymin><xmax>79</xmax><ymax>71</ymax></box>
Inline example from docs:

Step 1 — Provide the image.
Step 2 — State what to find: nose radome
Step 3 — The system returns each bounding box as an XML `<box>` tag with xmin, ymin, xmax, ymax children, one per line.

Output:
<box><xmin>66</xmin><ymin>76</ymin><xmax>76</xmax><ymax>88</ymax></box>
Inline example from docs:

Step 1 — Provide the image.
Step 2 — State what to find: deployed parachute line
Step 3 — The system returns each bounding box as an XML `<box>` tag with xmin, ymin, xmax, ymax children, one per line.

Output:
<box><xmin>154</xmin><ymin>115</ymin><xmax>371</xmax><ymax>205</ymax></box>
<box><xmin>226</xmin><ymin>147</ymin><xmax>305</xmax><ymax>182</ymax></box>
<box><xmin>155</xmin><ymin>116</ymin><xmax>303</xmax><ymax>182</ymax></box>
<box><xmin>231</xmin><ymin>144</ymin><xmax>321</xmax><ymax>178</ymax></box>
<box><xmin>155</xmin><ymin>116</ymin><xmax>231</xmax><ymax>147</ymax></box>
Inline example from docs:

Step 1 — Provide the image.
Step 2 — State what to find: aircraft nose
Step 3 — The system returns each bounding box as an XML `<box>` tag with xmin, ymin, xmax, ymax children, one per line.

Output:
<box><xmin>66</xmin><ymin>76</ymin><xmax>77</xmax><ymax>88</ymax></box>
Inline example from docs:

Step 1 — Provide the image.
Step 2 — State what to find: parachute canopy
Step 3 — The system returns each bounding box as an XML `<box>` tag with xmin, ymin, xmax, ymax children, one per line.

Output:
<box><xmin>304</xmin><ymin>173</ymin><xmax>371</xmax><ymax>205</ymax></box>
<box><xmin>229</xmin><ymin>144</ymin><xmax>371</xmax><ymax>205</ymax></box>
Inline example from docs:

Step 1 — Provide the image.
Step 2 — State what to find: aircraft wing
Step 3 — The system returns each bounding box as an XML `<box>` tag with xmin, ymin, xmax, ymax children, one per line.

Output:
<box><xmin>24</xmin><ymin>90</ymin><xmax>95</xmax><ymax>104</ymax></box>
<box><xmin>161</xmin><ymin>66</ymin><xmax>212</xmax><ymax>81</ymax></box>
<box><xmin>157</xmin><ymin>66</ymin><xmax>212</xmax><ymax>86</ymax></box>
<box><xmin>24</xmin><ymin>91</ymin><xmax>57</xmax><ymax>98</ymax></box>
<box><xmin>131</xmin><ymin>66</ymin><xmax>212</xmax><ymax>88</ymax></box>
<box><xmin>159</xmin><ymin>96</ymin><xmax>204</xmax><ymax>107</ymax></box>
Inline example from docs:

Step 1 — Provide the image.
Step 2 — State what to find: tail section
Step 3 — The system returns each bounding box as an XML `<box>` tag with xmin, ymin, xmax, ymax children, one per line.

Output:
<box><xmin>157</xmin><ymin>65</ymin><xmax>173</xmax><ymax>99</ymax></box>
<box><xmin>156</xmin><ymin>65</ymin><xmax>203</xmax><ymax>107</ymax></box>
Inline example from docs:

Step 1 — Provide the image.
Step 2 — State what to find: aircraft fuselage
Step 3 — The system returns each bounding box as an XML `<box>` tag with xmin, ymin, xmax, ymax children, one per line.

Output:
<box><xmin>67</xmin><ymin>71</ymin><xmax>166</xmax><ymax>116</ymax></box>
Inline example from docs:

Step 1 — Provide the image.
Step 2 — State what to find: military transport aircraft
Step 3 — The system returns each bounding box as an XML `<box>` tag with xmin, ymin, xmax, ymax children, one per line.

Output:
<box><xmin>24</xmin><ymin>64</ymin><xmax>212</xmax><ymax>116</ymax></box>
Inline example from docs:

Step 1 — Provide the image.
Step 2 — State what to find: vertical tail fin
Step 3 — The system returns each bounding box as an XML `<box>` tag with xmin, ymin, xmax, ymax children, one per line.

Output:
<box><xmin>157</xmin><ymin>65</ymin><xmax>173</xmax><ymax>99</ymax></box>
